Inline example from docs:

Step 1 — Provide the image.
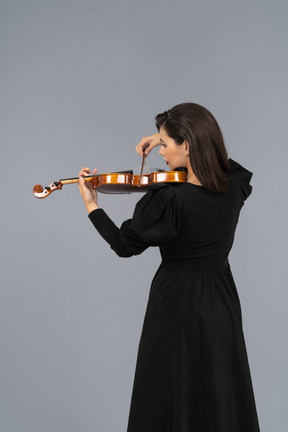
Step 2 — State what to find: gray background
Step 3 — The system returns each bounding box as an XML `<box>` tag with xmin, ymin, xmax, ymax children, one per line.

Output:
<box><xmin>0</xmin><ymin>0</ymin><xmax>287</xmax><ymax>431</ymax></box>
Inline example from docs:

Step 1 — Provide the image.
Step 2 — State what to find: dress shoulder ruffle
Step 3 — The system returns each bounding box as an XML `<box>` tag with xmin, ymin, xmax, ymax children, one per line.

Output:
<box><xmin>229</xmin><ymin>158</ymin><xmax>253</xmax><ymax>200</ymax></box>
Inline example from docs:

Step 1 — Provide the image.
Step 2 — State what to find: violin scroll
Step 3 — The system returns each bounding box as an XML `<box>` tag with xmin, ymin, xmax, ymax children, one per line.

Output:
<box><xmin>33</xmin><ymin>182</ymin><xmax>62</xmax><ymax>199</ymax></box>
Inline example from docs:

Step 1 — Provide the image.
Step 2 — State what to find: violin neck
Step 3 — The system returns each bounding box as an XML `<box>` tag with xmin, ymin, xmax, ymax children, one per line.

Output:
<box><xmin>59</xmin><ymin>174</ymin><xmax>97</xmax><ymax>185</ymax></box>
<box><xmin>59</xmin><ymin>170</ymin><xmax>134</xmax><ymax>185</ymax></box>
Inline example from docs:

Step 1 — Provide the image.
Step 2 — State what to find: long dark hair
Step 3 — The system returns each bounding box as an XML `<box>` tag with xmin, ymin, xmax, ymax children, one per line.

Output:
<box><xmin>155</xmin><ymin>103</ymin><xmax>229</xmax><ymax>193</ymax></box>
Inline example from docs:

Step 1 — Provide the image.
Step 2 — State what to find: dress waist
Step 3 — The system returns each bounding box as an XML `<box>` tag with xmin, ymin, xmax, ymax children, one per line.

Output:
<box><xmin>160</xmin><ymin>258</ymin><xmax>230</xmax><ymax>276</ymax></box>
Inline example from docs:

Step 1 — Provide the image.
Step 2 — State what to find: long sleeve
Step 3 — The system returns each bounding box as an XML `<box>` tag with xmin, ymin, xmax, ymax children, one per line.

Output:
<box><xmin>88</xmin><ymin>185</ymin><xmax>183</xmax><ymax>257</ymax></box>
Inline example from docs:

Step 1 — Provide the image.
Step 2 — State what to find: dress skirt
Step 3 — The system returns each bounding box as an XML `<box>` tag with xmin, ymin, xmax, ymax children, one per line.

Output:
<box><xmin>126</xmin><ymin>265</ymin><xmax>260</xmax><ymax>432</ymax></box>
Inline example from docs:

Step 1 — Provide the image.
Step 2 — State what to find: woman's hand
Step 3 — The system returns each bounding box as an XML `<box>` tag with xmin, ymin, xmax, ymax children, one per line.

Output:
<box><xmin>135</xmin><ymin>133</ymin><xmax>161</xmax><ymax>156</ymax></box>
<box><xmin>78</xmin><ymin>167</ymin><xmax>99</xmax><ymax>213</ymax></box>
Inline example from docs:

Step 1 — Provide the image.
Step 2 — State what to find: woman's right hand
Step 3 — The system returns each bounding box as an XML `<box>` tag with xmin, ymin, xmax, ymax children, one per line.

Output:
<box><xmin>135</xmin><ymin>133</ymin><xmax>161</xmax><ymax>157</ymax></box>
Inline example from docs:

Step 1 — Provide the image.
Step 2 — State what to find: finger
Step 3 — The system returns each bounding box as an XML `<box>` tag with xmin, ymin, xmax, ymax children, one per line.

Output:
<box><xmin>92</xmin><ymin>168</ymin><xmax>98</xmax><ymax>188</ymax></box>
<box><xmin>142</xmin><ymin>142</ymin><xmax>150</xmax><ymax>153</ymax></box>
<box><xmin>79</xmin><ymin>175</ymin><xmax>87</xmax><ymax>186</ymax></box>
<box><xmin>78</xmin><ymin>175</ymin><xmax>89</xmax><ymax>189</ymax></box>
<box><xmin>82</xmin><ymin>167</ymin><xmax>91</xmax><ymax>176</ymax></box>
<box><xmin>78</xmin><ymin>175</ymin><xmax>84</xmax><ymax>191</ymax></box>
<box><xmin>135</xmin><ymin>145</ymin><xmax>143</xmax><ymax>156</ymax></box>
<box><xmin>136</xmin><ymin>138</ymin><xmax>150</xmax><ymax>156</ymax></box>
<box><xmin>78</xmin><ymin>167</ymin><xmax>91</xmax><ymax>177</ymax></box>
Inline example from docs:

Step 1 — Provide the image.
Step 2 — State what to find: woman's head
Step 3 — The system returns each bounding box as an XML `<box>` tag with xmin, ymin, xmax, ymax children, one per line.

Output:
<box><xmin>155</xmin><ymin>103</ymin><xmax>229</xmax><ymax>193</ymax></box>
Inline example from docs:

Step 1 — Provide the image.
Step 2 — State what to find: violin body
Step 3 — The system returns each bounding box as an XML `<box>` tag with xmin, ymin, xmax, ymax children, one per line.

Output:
<box><xmin>33</xmin><ymin>170</ymin><xmax>188</xmax><ymax>199</ymax></box>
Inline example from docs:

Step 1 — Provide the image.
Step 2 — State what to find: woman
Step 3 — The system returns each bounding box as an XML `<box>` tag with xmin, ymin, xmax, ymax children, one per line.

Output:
<box><xmin>78</xmin><ymin>103</ymin><xmax>260</xmax><ymax>432</ymax></box>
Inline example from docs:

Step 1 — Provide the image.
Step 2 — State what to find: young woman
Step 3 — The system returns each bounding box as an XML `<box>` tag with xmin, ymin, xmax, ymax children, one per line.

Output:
<box><xmin>78</xmin><ymin>103</ymin><xmax>260</xmax><ymax>432</ymax></box>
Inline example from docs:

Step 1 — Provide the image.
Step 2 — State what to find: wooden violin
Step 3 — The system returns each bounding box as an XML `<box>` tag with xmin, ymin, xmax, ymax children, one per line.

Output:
<box><xmin>33</xmin><ymin>169</ymin><xmax>188</xmax><ymax>199</ymax></box>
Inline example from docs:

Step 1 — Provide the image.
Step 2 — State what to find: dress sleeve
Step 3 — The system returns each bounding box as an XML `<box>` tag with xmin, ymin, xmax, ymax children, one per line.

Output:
<box><xmin>229</xmin><ymin>158</ymin><xmax>253</xmax><ymax>200</ymax></box>
<box><xmin>88</xmin><ymin>185</ymin><xmax>183</xmax><ymax>257</ymax></box>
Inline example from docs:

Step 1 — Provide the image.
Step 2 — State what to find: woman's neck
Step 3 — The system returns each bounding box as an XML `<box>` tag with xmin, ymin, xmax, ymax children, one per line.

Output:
<box><xmin>187</xmin><ymin>163</ymin><xmax>202</xmax><ymax>186</ymax></box>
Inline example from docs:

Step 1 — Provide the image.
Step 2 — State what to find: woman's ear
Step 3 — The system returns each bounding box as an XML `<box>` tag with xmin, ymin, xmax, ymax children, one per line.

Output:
<box><xmin>184</xmin><ymin>140</ymin><xmax>189</xmax><ymax>155</ymax></box>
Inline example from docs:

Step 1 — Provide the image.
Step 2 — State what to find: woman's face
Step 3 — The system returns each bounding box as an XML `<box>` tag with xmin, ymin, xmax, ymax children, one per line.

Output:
<box><xmin>158</xmin><ymin>127</ymin><xmax>188</xmax><ymax>170</ymax></box>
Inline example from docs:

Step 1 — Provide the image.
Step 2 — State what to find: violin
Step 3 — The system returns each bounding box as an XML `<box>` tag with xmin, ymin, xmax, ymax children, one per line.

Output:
<box><xmin>33</xmin><ymin>169</ymin><xmax>188</xmax><ymax>199</ymax></box>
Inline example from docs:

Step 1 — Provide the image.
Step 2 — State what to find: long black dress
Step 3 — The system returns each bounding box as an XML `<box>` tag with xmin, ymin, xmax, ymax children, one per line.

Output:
<box><xmin>88</xmin><ymin>159</ymin><xmax>260</xmax><ymax>432</ymax></box>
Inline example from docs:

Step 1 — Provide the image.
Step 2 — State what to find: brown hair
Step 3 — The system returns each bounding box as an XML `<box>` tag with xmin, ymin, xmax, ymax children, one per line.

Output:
<box><xmin>155</xmin><ymin>103</ymin><xmax>229</xmax><ymax>193</ymax></box>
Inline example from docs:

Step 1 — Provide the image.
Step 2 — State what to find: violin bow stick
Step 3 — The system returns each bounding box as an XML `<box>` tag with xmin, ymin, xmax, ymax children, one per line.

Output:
<box><xmin>138</xmin><ymin>143</ymin><xmax>149</xmax><ymax>186</ymax></box>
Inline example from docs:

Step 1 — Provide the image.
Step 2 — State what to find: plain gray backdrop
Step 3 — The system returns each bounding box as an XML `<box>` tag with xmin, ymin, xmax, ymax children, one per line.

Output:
<box><xmin>1</xmin><ymin>0</ymin><xmax>287</xmax><ymax>431</ymax></box>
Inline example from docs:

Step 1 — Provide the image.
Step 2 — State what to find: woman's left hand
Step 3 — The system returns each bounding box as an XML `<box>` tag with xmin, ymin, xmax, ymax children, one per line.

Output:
<box><xmin>78</xmin><ymin>167</ymin><xmax>99</xmax><ymax>213</ymax></box>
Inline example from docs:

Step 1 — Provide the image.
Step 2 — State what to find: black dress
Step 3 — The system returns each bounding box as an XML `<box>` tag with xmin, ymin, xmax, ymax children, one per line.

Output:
<box><xmin>88</xmin><ymin>159</ymin><xmax>260</xmax><ymax>432</ymax></box>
